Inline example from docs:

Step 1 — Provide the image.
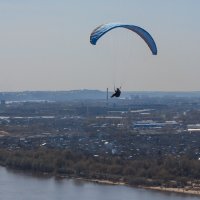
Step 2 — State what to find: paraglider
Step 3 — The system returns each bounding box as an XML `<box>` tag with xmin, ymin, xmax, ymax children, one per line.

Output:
<box><xmin>90</xmin><ymin>23</ymin><xmax>157</xmax><ymax>98</ymax></box>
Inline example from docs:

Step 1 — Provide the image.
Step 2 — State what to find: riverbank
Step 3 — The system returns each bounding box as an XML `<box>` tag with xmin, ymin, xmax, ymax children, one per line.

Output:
<box><xmin>75</xmin><ymin>177</ymin><xmax>126</xmax><ymax>185</ymax></box>
<box><xmin>2</xmin><ymin>166</ymin><xmax>198</xmax><ymax>200</ymax></box>
<box><xmin>73</xmin><ymin>177</ymin><xmax>200</xmax><ymax>196</ymax></box>
<box><xmin>143</xmin><ymin>186</ymin><xmax>200</xmax><ymax>196</ymax></box>
<box><xmin>77</xmin><ymin>178</ymin><xmax>200</xmax><ymax>196</ymax></box>
<box><xmin>89</xmin><ymin>179</ymin><xmax>200</xmax><ymax>196</ymax></box>
<box><xmin>4</xmin><ymin>165</ymin><xmax>200</xmax><ymax>196</ymax></box>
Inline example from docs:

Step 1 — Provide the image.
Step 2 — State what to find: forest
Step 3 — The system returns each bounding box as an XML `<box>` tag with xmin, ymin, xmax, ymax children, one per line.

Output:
<box><xmin>0</xmin><ymin>148</ymin><xmax>199</xmax><ymax>188</ymax></box>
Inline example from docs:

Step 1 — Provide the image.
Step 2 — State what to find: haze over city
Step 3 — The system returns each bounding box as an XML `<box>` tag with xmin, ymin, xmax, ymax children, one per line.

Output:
<box><xmin>0</xmin><ymin>0</ymin><xmax>199</xmax><ymax>92</ymax></box>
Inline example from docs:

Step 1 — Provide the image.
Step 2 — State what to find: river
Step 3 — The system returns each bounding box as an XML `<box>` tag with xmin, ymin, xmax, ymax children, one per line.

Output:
<box><xmin>0</xmin><ymin>167</ymin><xmax>198</xmax><ymax>200</ymax></box>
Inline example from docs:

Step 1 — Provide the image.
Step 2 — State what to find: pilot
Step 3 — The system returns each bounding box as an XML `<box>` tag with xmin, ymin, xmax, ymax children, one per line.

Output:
<box><xmin>111</xmin><ymin>88</ymin><xmax>121</xmax><ymax>98</ymax></box>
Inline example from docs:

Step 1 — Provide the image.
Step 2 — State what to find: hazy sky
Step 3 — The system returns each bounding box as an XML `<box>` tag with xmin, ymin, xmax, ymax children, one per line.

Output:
<box><xmin>0</xmin><ymin>0</ymin><xmax>199</xmax><ymax>91</ymax></box>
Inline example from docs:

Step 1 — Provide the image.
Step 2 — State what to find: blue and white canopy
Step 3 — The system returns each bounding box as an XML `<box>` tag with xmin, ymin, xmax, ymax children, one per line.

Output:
<box><xmin>90</xmin><ymin>23</ymin><xmax>157</xmax><ymax>55</ymax></box>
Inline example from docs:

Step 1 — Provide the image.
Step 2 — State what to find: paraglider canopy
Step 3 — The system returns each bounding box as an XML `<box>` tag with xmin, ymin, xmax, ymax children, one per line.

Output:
<box><xmin>90</xmin><ymin>23</ymin><xmax>157</xmax><ymax>55</ymax></box>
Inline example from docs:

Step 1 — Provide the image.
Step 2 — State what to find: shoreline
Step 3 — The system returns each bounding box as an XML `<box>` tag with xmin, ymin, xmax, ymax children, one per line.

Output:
<box><xmin>71</xmin><ymin>177</ymin><xmax>200</xmax><ymax>196</ymax></box>
<box><xmin>74</xmin><ymin>177</ymin><xmax>126</xmax><ymax>186</ymax></box>
<box><xmin>142</xmin><ymin>186</ymin><xmax>200</xmax><ymax>196</ymax></box>
<box><xmin>3</xmin><ymin>166</ymin><xmax>200</xmax><ymax>196</ymax></box>
<box><xmin>75</xmin><ymin>178</ymin><xmax>200</xmax><ymax>196</ymax></box>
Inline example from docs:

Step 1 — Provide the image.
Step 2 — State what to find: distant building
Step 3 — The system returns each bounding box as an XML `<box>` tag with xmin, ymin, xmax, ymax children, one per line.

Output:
<box><xmin>133</xmin><ymin>120</ymin><xmax>164</xmax><ymax>129</ymax></box>
<box><xmin>133</xmin><ymin>120</ymin><xmax>178</xmax><ymax>129</ymax></box>
<box><xmin>187</xmin><ymin>124</ymin><xmax>200</xmax><ymax>133</ymax></box>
